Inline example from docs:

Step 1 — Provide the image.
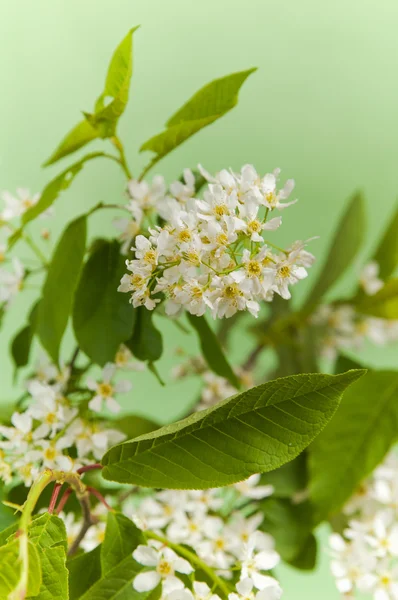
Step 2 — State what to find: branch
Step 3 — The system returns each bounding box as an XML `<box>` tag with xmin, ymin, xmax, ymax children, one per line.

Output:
<box><xmin>67</xmin><ymin>494</ymin><xmax>98</xmax><ymax>557</ymax></box>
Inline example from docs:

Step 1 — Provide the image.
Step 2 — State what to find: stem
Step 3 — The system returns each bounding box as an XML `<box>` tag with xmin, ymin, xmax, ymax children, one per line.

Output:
<box><xmin>68</xmin><ymin>494</ymin><xmax>98</xmax><ymax>557</ymax></box>
<box><xmin>145</xmin><ymin>531</ymin><xmax>231</xmax><ymax>597</ymax></box>
<box><xmin>111</xmin><ymin>136</ymin><xmax>132</xmax><ymax>179</ymax></box>
<box><xmin>138</xmin><ymin>156</ymin><xmax>159</xmax><ymax>181</ymax></box>
<box><xmin>69</xmin><ymin>346</ymin><xmax>80</xmax><ymax>370</ymax></box>
<box><xmin>55</xmin><ymin>487</ymin><xmax>73</xmax><ymax>514</ymax></box>
<box><xmin>22</xmin><ymin>232</ymin><xmax>48</xmax><ymax>266</ymax></box>
<box><xmin>48</xmin><ymin>482</ymin><xmax>63</xmax><ymax>514</ymax></box>
<box><xmin>77</xmin><ymin>464</ymin><xmax>103</xmax><ymax>475</ymax></box>
<box><xmin>86</xmin><ymin>487</ymin><xmax>114</xmax><ymax>511</ymax></box>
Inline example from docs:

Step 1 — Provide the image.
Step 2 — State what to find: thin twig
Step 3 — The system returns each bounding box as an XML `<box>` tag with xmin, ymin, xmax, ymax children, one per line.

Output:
<box><xmin>55</xmin><ymin>487</ymin><xmax>73</xmax><ymax>514</ymax></box>
<box><xmin>87</xmin><ymin>487</ymin><xmax>113</xmax><ymax>511</ymax></box>
<box><xmin>77</xmin><ymin>463</ymin><xmax>103</xmax><ymax>475</ymax></box>
<box><xmin>68</xmin><ymin>494</ymin><xmax>98</xmax><ymax>557</ymax></box>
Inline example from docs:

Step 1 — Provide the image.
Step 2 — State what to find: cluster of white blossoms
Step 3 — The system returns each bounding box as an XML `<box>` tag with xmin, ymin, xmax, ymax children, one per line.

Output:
<box><xmin>118</xmin><ymin>165</ymin><xmax>315</xmax><ymax>319</ymax></box>
<box><xmin>126</xmin><ymin>474</ymin><xmax>281</xmax><ymax>599</ymax></box>
<box><xmin>313</xmin><ymin>261</ymin><xmax>398</xmax><ymax>361</ymax></box>
<box><xmin>0</xmin><ymin>345</ymin><xmax>142</xmax><ymax>486</ymax></box>
<box><xmin>329</xmin><ymin>450</ymin><xmax>398</xmax><ymax>599</ymax></box>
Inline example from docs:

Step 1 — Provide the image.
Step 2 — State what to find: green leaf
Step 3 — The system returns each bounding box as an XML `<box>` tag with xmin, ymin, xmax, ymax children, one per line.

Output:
<box><xmin>68</xmin><ymin>546</ymin><xmax>102</xmax><ymax>600</ymax></box>
<box><xmin>44</xmin><ymin>119</ymin><xmax>101</xmax><ymax>166</ymax></box>
<box><xmin>334</xmin><ymin>354</ymin><xmax>365</xmax><ymax>374</ymax></box>
<box><xmin>73</xmin><ymin>240</ymin><xmax>136</xmax><ymax>366</ymax></box>
<box><xmin>111</xmin><ymin>415</ymin><xmax>160</xmax><ymax>439</ymax></box>
<box><xmin>0</xmin><ymin>539</ymin><xmax>42</xmax><ymax>598</ymax></box>
<box><xmin>372</xmin><ymin>201</ymin><xmax>398</xmax><ymax>280</ymax></box>
<box><xmin>305</xmin><ymin>192</ymin><xmax>366</xmax><ymax>306</ymax></box>
<box><xmin>79</xmin><ymin>555</ymin><xmax>144</xmax><ymax>600</ymax></box>
<box><xmin>102</xmin><ymin>370</ymin><xmax>365</xmax><ymax>489</ymax></box>
<box><xmin>102</xmin><ymin>512</ymin><xmax>145</xmax><ymax>574</ymax></box>
<box><xmin>37</xmin><ymin>216</ymin><xmax>87</xmax><ymax>364</ymax></box>
<box><xmin>288</xmin><ymin>533</ymin><xmax>317</xmax><ymax>571</ymax></box>
<box><xmin>259</xmin><ymin>497</ymin><xmax>316</xmax><ymax>569</ymax></box>
<box><xmin>126</xmin><ymin>306</ymin><xmax>163</xmax><ymax>363</ymax></box>
<box><xmin>187</xmin><ymin>314</ymin><xmax>240</xmax><ymax>389</ymax></box>
<box><xmin>140</xmin><ymin>69</ymin><xmax>256</xmax><ymax>161</ymax></box>
<box><xmin>356</xmin><ymin>278</ymin><xmax>398</xmax><ymax>319</ymax></box>
<box><xmin>309</xmin><ymin>370</ymin><xmax>398</xmax><ymax>520</ymax></box>
<box><xmin>85</xmin><ymin>27</ymin><xmax>139</xmax><ymax>137</ymax></box>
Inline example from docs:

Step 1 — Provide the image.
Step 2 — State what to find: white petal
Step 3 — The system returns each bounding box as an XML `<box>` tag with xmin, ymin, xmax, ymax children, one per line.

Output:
<box><xmin>133</xmin><ymin>545</ymin><xmax>159</xmax><ymax>567</ymax></box>
<box><xmin>133</xmin><ymin>570</ymin><xmax>161</xmax><ymax>592</ymax></box>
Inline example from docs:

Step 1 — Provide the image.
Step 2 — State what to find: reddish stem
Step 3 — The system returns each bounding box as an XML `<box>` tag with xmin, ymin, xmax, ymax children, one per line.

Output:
<box><xmin>77</xmin><ymin>464</ymin><xmax>103</xmax><ymax>475</ymax></box>
<box><xmin>48</xmin><ymin>482</ymin><xmax>63</xmax><ymax>514</ymax></box>
<box><xmin>55</xmin><ymin>487</ymin><xmax>73</xmax><ymax>514</ymax></box>
<box><xmin>86</xmin><ymin>487</ymin><xmax>113</xmax><ymax>511</ymax></box>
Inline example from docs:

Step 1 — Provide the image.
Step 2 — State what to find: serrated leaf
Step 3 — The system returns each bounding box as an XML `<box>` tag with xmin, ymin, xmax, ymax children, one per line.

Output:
<box><xmin>305</xmin><ymin>192</ymin><xmax>366</xmax><ymax>306</ymax></box>
<box><xmin>68</xmin><ymin>546</ymin><xmax>102</xmax><ymax>600</ymax></box>
<box><xmin>309</xmin><ymin>370</ymin><xmax>398</xmax><ymax>520</ymax></box>
<box><xmin>187</xmin><ymin>314</ymin><xmax>240</xmax><ymax>389</ymax></box>
<box><xmin>86</xmin><ymin>27</ymin><xmax>138</xmax><ymax>137</ymax></box>
<box><xmin>372</xmin><ymin>202</ymin><xmax>398</xmax><ymax>280</ymax></box>
<box><xmin>102</xmin><ymin>370</ymin><xmax>365</xmax><ymax>489</ymax></box>
<box><xmin>102</xmin><ymin>512</ymin><xmax>145</xmax><ymax>574</ymax></box>
<box><xmin>0</xmin><ymin>539</ymin><xmax>42</xmax><ymax>598</ymax></box>
<box><xmin>125</xmin><ymin>306</ymin><xmax>163</xmax><ymax>363</ymax></box>
<box><xmin>44</xmin><ymin>119</ymin><xmax>101</xmax><ymax>166</ymax></box>
<box><xmin>79</xmin><ymin>555</ymin><xmax>144</xmax><ymax>600</ymax></box>
<box><xmin>140</xmin><ymin>69</ymin><xmax>256</xmax><ymax>161</ymax></box>
<box><xmin>356</xmin><ymin>278</ymin><xmax>398</xmax><ymax>319</ymax></box>
<box><xmin>37</xmin><ymin>216</ymin><xmax>87</xmax><ymax>364</ymax></box>
<box><xmin>73</xmin><ymin>240</ymin><xmax>135</xmax><ymax>366</ymax></box>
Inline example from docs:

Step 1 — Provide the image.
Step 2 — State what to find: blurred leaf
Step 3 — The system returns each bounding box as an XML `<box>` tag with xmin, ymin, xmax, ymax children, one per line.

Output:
<box><xmin>305</xmin><ymin>192</ymin><xmax>366</xmax><ymax>306</ymax></box>
<box><xmin>334</xmin><ymin>354</ymin><xmax>366</xmax><ymax>374</ymax></box>
<box><xmin>288</xmin><ymin>533</ymin><xmax>317</xmax><ymax>571</ymax></box>
<box><xmin>10</xmin><ymin>301</ymin><xmax>39</xmax><ymax>375</ymax></box>
<box><xmin>73</xmin><ymin>240</ymin><xmax>135</xmax><ymax>366</ymax></box>
<box><xmin>44</xmin><ymin>119</ymin><xmax>101</xmax><ymax>166</ymax></box>
<box><xmin>187</xmin><ymin>313</ymin><xmax>240</xmax><ymax>389</ymax></box>
<box><xmin>37</xmin><ymin>216</ymin><xmax>87</xmax><ymax>364</ymax></box>
<box><xmin>102</xmin><ymin>370</ymin><xmax>364</xmax><ymax>489</ymax></box>
<box><xmin>356</xmin><ymin>278</ymin><xmax>398</xmax><ymax>319</ymax></box>
<box><xmin>111</xmin><ymin>415</ymin><xmax>160</xmax><ymax>439</ymax></box>
<box><xmin>68</xmin><ymin>546</ymin><xmax>102</xmax><ymax>600</ymax></box>
<box><xmin>125</xmin><ymin>306</ymin><xmax>163</xmax><ymax>363</ymax></box>
<box><xmin>140</xmin><ymin>69</ymin><xmax>256</xmax><ymax>161</ymax></box>
<box><xmin>372</xmin><ymin>201</ymin><xmax>398</xmax><ymax>280</ymax></box>
<box><xmin>260</xmin><ymin>452</ymin><xmax>308</xmax><ymax>498</ymax></box>
<box><xmin>259</xmin><ymin>497</ymin><xmax>316</xmax><ymax>569</ymax></box>
<box><xmin>309</xmin><ymin>370</ymin><xmax>398</xmax><ymax>521</ymax></box>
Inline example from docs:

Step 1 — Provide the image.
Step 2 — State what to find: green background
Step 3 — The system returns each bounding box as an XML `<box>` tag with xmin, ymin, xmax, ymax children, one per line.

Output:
<box><xmin>2</xmin><ymin>1</ymin><xmax>398</xmax><ymax>597</ymax></box>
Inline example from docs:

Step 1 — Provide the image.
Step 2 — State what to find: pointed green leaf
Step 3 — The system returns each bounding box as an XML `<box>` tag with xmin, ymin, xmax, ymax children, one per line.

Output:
<box><xmin>44</xmin><ymin>119</ymin><xmax>101</xmax><ymax>166</ymax></box>
<box><xmin>140</xmin><ymin>69</ymin><xmax>256</xmax><ymax>161</ymax></box>
<box><xmin>86</xmin><ymin>27</ymin><xmax>139</xmax><ymax>137</ymax></box>
<box><xmin>37</xmin><ymin>216</ymin><xmax>87</xmax><ymax>364</ymax></box>
<box><xmin>125</xmin><ymin>306</ymin><xmax>163</xmax><ymax>363</ymax></box>
<box><xmin>305</xmin><ymin>192</ymin><xmax>366</xmax><ymax>306</ymax></box>
<box><xmin>187</xmin><ymin>313</ymin><xmax>240</xmax><ymax>389</ymax></box>
<box><xmin>309</xmin><ymin>370</ymin><xmax>398</xmax><ymax>520</ymax></box>
<box><xmin>73</xmin><ymin>240</ymin><xmax>136</xmax><ymax>366</ymax></box>
<box><xmin>79</xmin><ymin>555</ymin><xmax>144</xmax><ymax>600</ymax></box>
<box><xmin>111</xmin><ymin>415</ymin><xmax>160</xmax><ymax>439</ymax></box>
<box><xmin>102</xmin><ymin>370</ymin><xmax>365</xmax><ymax>489</ymax></box>
<box><xmin>372</xmin><ymin>201</ymin><xmax>398</xmax><ymax>280</ymax></box>
<box><xmin>356</xmin><ymin>278</ymin><xmax>398</xmax><ymax>319</ymax></box>
<box><xmin>102</xmin><ymin>512</ymin><xmax>145</xmax><ymax>575</ymax></box>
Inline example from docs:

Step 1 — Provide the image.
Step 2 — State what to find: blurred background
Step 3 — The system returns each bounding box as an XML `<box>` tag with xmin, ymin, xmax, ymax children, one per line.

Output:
<box><xmin>2</xmin><ymin>1</ymin><xmax>398</xmax><ymax>597</ymax></box>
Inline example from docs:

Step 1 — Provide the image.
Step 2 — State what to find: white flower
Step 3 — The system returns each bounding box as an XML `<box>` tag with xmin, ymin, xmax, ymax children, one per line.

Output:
<box><xmin>198</xmin><ymin>372</ymin><xmax>237</xmax><ymax>410</ymax></box>
<box><xmin>1</xmin><ymin>188</ymin><xmax>40</xmax><ymax>221</ymax></box>
<box><xmin>0</xmin><ymin>257</ymin><xmax>24</xmax><ymax>305</ymax></box>
<box><xmin>260</xmin><ymin>170</ymin><xmax>297</xmax><ymax>211</ymax></box>
<box><xmin>133</xmin><ymin>544</ymin><xmax>193</xmax><ymax>593</ymax></box>
<box><xmin>87</xmin><ymin>363</ymin><xmax>132</xmax><ymax>413</ymax></box>
<box><xmin>26</xmin><ymin>380</ymin><xmax>77</xmax><ymax>439</ymax></box>
<box><xmin>167</xmin><ymin>581</ymin><xmax>221</xmax><ymax>600</ymax></box>
<box><xmin>128</xmin><ymin>175</ymin><xmax>167</xmax><ymax>213</ymax></box>
<box><xmin>229</xmin><ymin>578</ymin><xmax>282</xmax><ymax>600</ymax></box>
<box><xmin>80</xmin><ymin>520</ymin><xmax>107</xmax><ymax>552</ymax></box>
<box><xmin>240</xmin><ymin>534</ymin><xmax>280</xmax><ymax>589</ymax></box>
<box><xmin>360</xmin><ymin>261</ymin><xmax>384</xmax><ymax>296</ymax></box>
<box><xmin>234</xmin><ymin>475</ymin><xmax>274</xmax><ymax>500</ymax></box>
<box><xmin>170</xmin><ymin>169</ymin><xmax>196</xmax><ymax>203</ymax></box>
<box><xmin>113</xmin><ymin>217</ymin><xmax>140</xmax><ymax>254</ymax></box>
<box><xmin>365</xmin><ymin>511</ymin><xmax>398</xmax><ymax>558</ymax></box>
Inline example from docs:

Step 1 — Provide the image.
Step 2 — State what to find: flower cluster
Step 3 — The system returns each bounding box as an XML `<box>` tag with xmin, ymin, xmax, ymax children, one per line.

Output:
<box><xmin>0</xmin><ymin>345</ymin><xmax>142</xmax><ymax>486</ymax></box>
<box><xmin>329</xmin><ymin>450</ymin><xmax>398</xmax><ymax>599</ymax></box>
<box><xmin>127</xmin><ymin>474</ymin><xmax>281</xmax><ymax>599</ymax></box>
<box><xmin>118</xmin><ymin>166</ymin><xmax>315</xmax><ymax>319</ymax></box>
<box><xmin>313</xmin><ymin>262</ymin><xmax>398</xmax><ymax>361</ymax></box>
